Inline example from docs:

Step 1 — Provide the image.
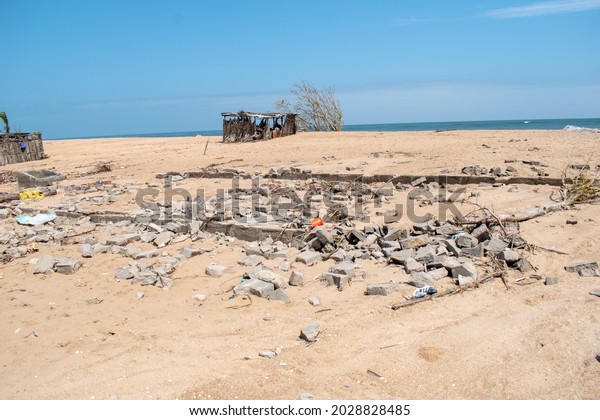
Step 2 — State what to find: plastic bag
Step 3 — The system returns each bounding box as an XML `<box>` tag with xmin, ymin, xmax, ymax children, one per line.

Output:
<box><xmin>16</xmin><ymin>213</ymin><xmax>56</xmax><ymax>226</ymax></box>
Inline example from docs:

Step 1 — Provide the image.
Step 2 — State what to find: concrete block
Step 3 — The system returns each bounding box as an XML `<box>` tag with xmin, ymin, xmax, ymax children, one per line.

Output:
<box><xmin>406</xmin><ymin>272</ymin><xmax>434</xmax><ymax>288</ymax></box>
<box><xmin>234</xmin><ymin>278</ymin><xmax>275</xmax><ymax>297</ymax></box>
<box><xmin>205</xmin><ymin>263</ymin><xmax>228</xmax><ymax>277</ymax></box>
<box><xmin>404</xmin><ymin>258</ymin><xmax>425</xmax><ymax>274</ymax></box>
<box><xmin>314</xmin><ymin>227</ymin><xmax>334</xmax><ymax>245</ymax></box>
<box><xmin>471</xmin><ymin>224</ymin><xmax>492</xmax><ymax>242</ymax></box>
<box><xmin>389</xmin><ymin>249</ymin><xmax>416</xmax><ymax>264</ymax></box>
<box><xmin>266</xmin><ymin>288</ymin><xmax>291</xmax><ymax>303</ymax></box>
<box><xmin>400</xmin><ymin>234</ymin><xmax>430</xmax><ymax>250</ymax></box>
<box><xmin>34</xmin><ymin>254</ymin><xmax>55</xmax><ymax>274</ymax></box>
<box><xmin>79</xmin><ymin>243</ymin><xmax>94</xmax><ymax>258</ymax></box>
<box><xmin>329</xmin><ymin>261</ymin><xmax>355</xmax><ymax>276</ymax></box>
<box><xmin>289</xmin><ymin>270</ymin><xmax>305</xmax><ymax>286</ymax></box>
<box><xmin>106</xmin><ymin>233</ymin><xmax>140</xmax><ymax>246</ymax></box>
<box><xmin>296</xmin><ymin>250</ymin><xmax>322</xmax><ymax>266</ymax></box>
<box><xmin>54</xmin><ymin>258</ymin><xmax>81</xmax><ymax>275</ymax></box>
<box><xmin>238</xmin><ymin>254</ymin><xmax>264</xmax><ymax>267</ymax></box>
<box><xmin>366</xmin><ymin>282</ymin><xmax>400</xmax><ymax>296</ymax></box>
<box><xmin>300</xmin><ymin>323</ymin><xmax>320</xmax><ymax>342</ymax></box>
<box><xmin>153</xmin><ymin>231</ymin><xmax>174</xmax><ymax>247</ymax></box>
<box><xmin>499</xmin><ymin>249</ymin><xmax>520</xmax><ymax>263</ymax></box>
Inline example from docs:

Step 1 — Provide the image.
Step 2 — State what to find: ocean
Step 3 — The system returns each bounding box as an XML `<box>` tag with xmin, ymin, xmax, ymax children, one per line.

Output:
<box><xmin>54</xmin><ymin>117</ymin><xmax>600</xmax><ymax>140</ymax></box>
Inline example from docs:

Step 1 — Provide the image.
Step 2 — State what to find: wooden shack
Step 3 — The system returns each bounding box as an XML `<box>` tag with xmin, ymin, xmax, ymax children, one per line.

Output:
<box><xmin>0</xmin><ymin>132</ymin><xmax>45</xmax><ymax>166</ymax></box>
<box><xmin>221</xmin><ymin>111</ymin><xmax>297</xmax><ymax>143</ymax></box>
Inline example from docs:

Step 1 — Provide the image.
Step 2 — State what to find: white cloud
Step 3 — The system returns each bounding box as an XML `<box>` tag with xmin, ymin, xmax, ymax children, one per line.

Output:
<box><xmin>484</xmin><ymin>0</ymin><xmax>600</xmax><ymax>19</ymax></box>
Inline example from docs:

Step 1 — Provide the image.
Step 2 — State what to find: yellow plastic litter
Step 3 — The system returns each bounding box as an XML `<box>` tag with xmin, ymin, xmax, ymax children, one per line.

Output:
<box><xmin>19</xmin><ymin>190</ymin><xmax>44</xmax><ymax>201</ymax></box>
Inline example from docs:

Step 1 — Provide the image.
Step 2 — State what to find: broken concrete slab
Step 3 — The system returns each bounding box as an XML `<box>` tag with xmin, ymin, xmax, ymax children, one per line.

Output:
<box><xmin>153</xmin><ymin>231</ymin><xmax>174</xmax><ymax>247</ymax></box>
<box><xmin>389</xmin><ymin>249</ymin><xmax>416</xmax><ymax>265</ymax></box>
<box><xmin>181</xmin><ymin>247</ymin><xmax>203</xmax><ymax>259</ymax></box>
<box><xmin>330</xmin><ymin>249</ymin><xmax>346</xmax><ymax>262</ymax></box>
<box><xmin>115</xmin><ymin>268</ymin><xmax>135</xmax><ymax>280</ymax></box>
<box><xmin>266</xmin><ymin>288</ymin><xmax>291</xmax><ymax>303</ymax></box>
<box><xmin>321</xmin><ymin>272</ymin><xmax>351</xmax><ymax>289</ymax></box>
<box><xmin>366</xmin><ymin>282</ymin><xmax>400</xmax><ymax>296</ymax></box>
<box><xmin>406</xmin><ymin>272</ymin><xmax>434</xmax><ymax>288</ymax></box>
<box><xmin>289</xmin><ymin>270</ymin><xmax>304</xmax><ymax>286</ymax></box>
<box><xmin>54</xmin><ymin>258</ymin><xmax>81</xmax><ymax>275</ymax></box>
<box><xmin>471</xmin><ymin>224</ymin><xmax>492</xmax><ymax>242</ymax></box>
<box><xmin>404</xmin><ymin>258</ymin><xmax>425</xmax><ymax>274</ymax></box>
<box><xmin>105</xmin><ymin>234</ymin><xmax>140</xmax><ymax>247</ymax></box>
<box><xmin>79</xmin><ymin>243</ymin><xmax>94</xmax><ymax>258</ymax></box>
<box><xmin>296</xmin><ymin>250</ymin><xmax>322</xmax><ymax>266</ymax></box>
<box><xmin>300</xmin><ymin>322</ymin><xmax>320</xmax><ymax>342</ymax></box>
<box><xmin>205</xmin><ymin>262</ymin><xmax>228</xmax><ymax>277</ymax></box>
<box><xmin>429</xmin><ymin>267</ymin><xmax>449</xmax><ymax>281</ymax></box>
<box><xmin>234</xmin><ymin>278</ymin><xmax>274</xmax><ymax>297</ymax></box>
<box><xmin>444</xmin><ymin>239</ymin><xmax>461</xmax><ymax>257</ymax></box>
<box><xmin>564</xmin><ymin>261</ymin><xmax>600</xmax><ymax>277</ymax></box>
<box><xmin>499</xmin><ymin>249</ymin><xmax>520</xmax><ymax>264</ymax></box>
<box><xmin>134</xmin><ymin>249</ymin><xmax>161</xmax><ymax>260</ymax></box>
<box><xmin>451</xmin><ymin>263</ymin><xmax>478</xmax><ymax>280</ymax></box>
<box><xmin>246</xmin><ymin>268</ymin><xmax>286</xmax><ymax>289</ymax></box>
<box><xmin>34</xmin><ymin>255</ymin><xmax>55</xmax><ymax>274</ymax></box>
<box><xmin>314</xmin><ymin>227</ymin><xmax>334</xmax><ymax>246</ymax></box>
<box><xmin>238</xmin><ymin>254</ymin><xmax>264</xmax><ymax>267</ymax></box>
<box><xmin>329</xmin><ymin>261</ymin><xmax>355</xmax><ymax>276</ymax></box>
<box><xmin>485</xmin><ymin>237</ymin><xmax>507</xmax><ymax>254</ymax></box>
<box><xmin>400</xmin><ymin>234</ymin><xmax>430</xmax><ymax>250</ymax></box>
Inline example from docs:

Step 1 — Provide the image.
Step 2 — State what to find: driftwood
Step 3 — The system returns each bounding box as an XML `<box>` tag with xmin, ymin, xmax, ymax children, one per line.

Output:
<box><xmin>455</xmin><ymin>201</ymin><xmax>571</xmax><ymax>226</ymax></box>
<box><xmin>0</xmin><ymin>187</ymin><xmax>57</xmax><ymax>203</ymax></box>
<box><xmin>391</xmin><ymin>271</ymin><xmax>502</xmax><ymax>310</ymax></box>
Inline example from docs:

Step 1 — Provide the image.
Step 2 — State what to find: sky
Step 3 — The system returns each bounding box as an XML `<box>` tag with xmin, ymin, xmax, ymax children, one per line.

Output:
<box><xmin>2</xmin><ymin>0</ymin><xmax>600</xmax><ymax>138</ymax></box>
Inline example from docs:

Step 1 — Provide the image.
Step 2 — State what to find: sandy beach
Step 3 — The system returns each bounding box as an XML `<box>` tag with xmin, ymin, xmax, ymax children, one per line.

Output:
<box><xmin>1</xmin><ymin>130</ymin><xmax>599</xmax><ymax>400</ymax></box>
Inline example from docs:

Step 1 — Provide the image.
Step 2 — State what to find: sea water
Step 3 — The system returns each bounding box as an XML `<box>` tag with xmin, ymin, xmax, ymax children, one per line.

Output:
<box><xmin>52</xmin><ymin>118</ymin><xmax>600</xmax><ymax>140</ymax></box>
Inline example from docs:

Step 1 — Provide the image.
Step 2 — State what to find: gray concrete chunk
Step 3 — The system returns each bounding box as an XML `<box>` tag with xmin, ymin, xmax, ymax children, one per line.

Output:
<box><xmin>499</xmin><ymin>249</ymin><xmax>520</xmax><ymax>263</ymax></box>
<box><xmin>406</xmin><ymin>272</ymin><xmax>434</xmax><ymax>288</ymax></box>
<box><xmin>404</xmin><ymin>258</ymin><xmax>425</xmax><ymax>274</ymax></box>
<box><xmin>234</xmin><ymin>278</ymin><xmax>274</xmax><ymax>297</ymax></box>
<box><xmin>266</xmin><ymin>288</ymin><xmax>291</xmax><ymax>303</ymax></box>
<box><xmin>106</xmin><ymin>234</ymin><xmax>140</xmax><ymax>246</ymax></box>
<box><xmin>153</xmin><ymin>231</ymin><xmax>174</xmax><ymax>247</ymax></box>
<box><xmin>366</xmin><ymin>282</ymin><xmax>400</xmax><ymax>296</ymax></box>
<box><xmin>390</xmin><ymin>249</ymin><xmax>416</xmax><ymax>264</ymax></box>
<box><xmin>314</xmin><ymin>227</ymin><xmax>334</xmax><ymax>245</ymax></box>
<box><xmin>564</xmin><ymin>261</ymin><xmax>600</xmax><ymax>277</ymax></box>
<box><xmin>115</xmin><ymin>268</ymin><xmax>135</xmax><ymax>280</ymax></box>
<box><xmin>296</xmin><ymin>250</ymin><xmax>322</xmax><ymax>266</ymax></box>
<box><xmin>238</xmin><ymin>254</ymin><xmax>264</xmax><ymax>267</ymax></box>
<box><xmin>34</xmin><ymin>255</ymin><xmax>55</xmax><ymax>274</ymax></box>
<box><xmin>205</xmin><ymin>263</ymin><xmax>228</xmax><ymax>277</ymax></box>
<box><xmin>329</xmin><ymin>261</ymin><xmax>355</xmax><ymax>276</ymax></box>
<box><xmin>400</xmin><ymin>234</ymin><xmax>430</xmax><ymax>250</ymax></box>
<box><xmin>300</xmin><ymin>322</ymin><xmax>320</xmax><ymax>342</ymax></box>
<box><xmin>79</xmin><ymin>243</ymin><xmax>94</xmax><ymax>258</ymax></box>
<box><xmin>289</xmin><ymin>270</ymin><xmax>305</xmax><ymax>286</ymax></box>
<box><xmin>54</xmin><ymin>258</ymin><xmax>81</xmax><ymax>275</ymax></box>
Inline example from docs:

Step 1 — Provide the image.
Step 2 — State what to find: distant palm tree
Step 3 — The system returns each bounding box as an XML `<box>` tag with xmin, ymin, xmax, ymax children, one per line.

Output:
<box><xmin>0</xmin><ymin>112</ymin><xmax>9</xmax><ymax>133</ymax></box>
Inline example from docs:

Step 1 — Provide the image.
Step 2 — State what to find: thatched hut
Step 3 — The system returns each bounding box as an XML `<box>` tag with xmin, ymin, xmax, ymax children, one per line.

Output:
<box><xmin>221</xmin><ymin>111</ymin><xmax>296</xmax><ymax>143</ymax></box>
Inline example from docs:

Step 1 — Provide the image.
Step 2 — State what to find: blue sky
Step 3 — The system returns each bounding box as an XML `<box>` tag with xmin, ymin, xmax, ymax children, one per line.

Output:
<box><xmin>2</xmin><ymin>0</ymin><xmax>600</xmax><ymax>138</ymax></box>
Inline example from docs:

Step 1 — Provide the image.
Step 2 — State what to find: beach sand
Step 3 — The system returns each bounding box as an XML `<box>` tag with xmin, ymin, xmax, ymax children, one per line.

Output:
<box><xmin>0</xmin><ymin>130</ymin><xmax>599</xmax><ymax>399</ymax></box>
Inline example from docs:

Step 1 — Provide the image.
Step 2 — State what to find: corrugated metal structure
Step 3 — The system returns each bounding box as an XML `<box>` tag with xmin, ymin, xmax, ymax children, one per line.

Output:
<box><xmin>0</xmin><ymin>132</ymin><xmax>45</xmax><ymax>166</ymax></box>
<box><xmin>222</xmin><ymin>111</ymin><xmax>297</xmax><ymax>143</ymax></box>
